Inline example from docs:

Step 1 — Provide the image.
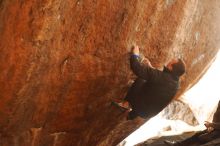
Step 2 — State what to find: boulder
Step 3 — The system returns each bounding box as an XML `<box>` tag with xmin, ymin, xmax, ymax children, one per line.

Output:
<box><xmin>0</xmin><ymin>0</ymin><xmax>220</xmax><ymax>146</ymax></box>
<box><xmin>161</xmin><ymin>100</ymin><xmax>199</xmax><ymax>126</ymax></box>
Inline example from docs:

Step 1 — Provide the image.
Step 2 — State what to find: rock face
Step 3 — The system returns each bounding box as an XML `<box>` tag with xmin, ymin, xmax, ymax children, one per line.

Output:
<box><xmin>0</xmin><ymin>0</ymin><xmax>220</xmax><ymax>146</ymax></box>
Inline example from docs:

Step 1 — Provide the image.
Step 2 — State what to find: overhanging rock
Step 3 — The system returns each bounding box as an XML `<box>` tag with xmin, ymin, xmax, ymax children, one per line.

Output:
<box><xmin>0</xmin><ymin>0</ymin><xmax>220</xmax><ymax>146</ymax></box>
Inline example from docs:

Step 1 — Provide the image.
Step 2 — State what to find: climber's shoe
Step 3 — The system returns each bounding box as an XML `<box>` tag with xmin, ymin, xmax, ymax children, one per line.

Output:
<box><xmin>111</xmin><ymin>101</ymin><xmax>132</xmax><ymax>112</ymax></box>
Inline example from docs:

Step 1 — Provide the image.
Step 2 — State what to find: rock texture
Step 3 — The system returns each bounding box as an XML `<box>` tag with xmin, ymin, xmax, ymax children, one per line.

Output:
<box><xmin>137</xmin><ymin>132</ymin><xmax>220</xmax><ymax>146</ymax></box>
<box><xmin>136</xmin><ymin>132</ymin><xmax>196</xmax><ymax>146</ymax></box>
<box><xmin>161</xmin><ymin>100</ymin><xmax>199</xmax><ymax>126</ymax></box>
<box><xmin>0</xmin><ymin>0</ymin><xmax>220</xmax><ymax>146</ymax></box>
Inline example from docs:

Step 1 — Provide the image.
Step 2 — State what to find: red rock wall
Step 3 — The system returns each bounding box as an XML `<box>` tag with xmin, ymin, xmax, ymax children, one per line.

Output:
<box><xmin>0</xmin><ymin>0</ymin><xmax>220</xmax><ymax>146</ymax></box>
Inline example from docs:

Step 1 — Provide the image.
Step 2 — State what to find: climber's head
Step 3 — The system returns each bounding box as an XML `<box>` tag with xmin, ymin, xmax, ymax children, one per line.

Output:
<box><xmin>166</xmin><ymin>58</ymin><xmax>186</xmax><ymax>76</ymax></box>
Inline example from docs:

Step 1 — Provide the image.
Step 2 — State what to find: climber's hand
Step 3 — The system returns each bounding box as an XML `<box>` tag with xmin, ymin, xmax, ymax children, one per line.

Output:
<box><xmin>132</xmin><ymin>46</ymin><xmax>140</xmax><ymax>56</ymax></box>
<box><xmin>205</xmin><ymin>121</ymin><xmax>214</xmax><ymax>132</ymax></box>
<box><xmin>144</xmin><ymin>57</ymin><xmax>154</xmax><ymax>68</ymax></box>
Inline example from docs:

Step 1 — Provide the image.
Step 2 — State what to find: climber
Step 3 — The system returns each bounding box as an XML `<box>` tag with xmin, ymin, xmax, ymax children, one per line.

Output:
<box><xmin>112</xmin><ymin>45</ymin><xmax>186</xmax><ymax>120</ymax></box>
<box><xmin>164</xmin><ymin>101</ymin><xmax>220</xmax><ymax>146</ymax></box>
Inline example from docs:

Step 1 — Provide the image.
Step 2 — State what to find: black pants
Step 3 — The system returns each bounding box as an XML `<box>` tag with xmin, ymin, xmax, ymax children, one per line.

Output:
<box><xmin>124</xmin><ymin>78</ymin><xmax>146</xmax><ymax>102</ymax></box>
<box><xmin>179</xmin><ymin>129</ymin><xmax>220</xmax><ymax>145</ymax></box>
<box><xmin>124</xmin><ymin>78</ymin><xmax>146</xmax><ymax>120</ymax></box>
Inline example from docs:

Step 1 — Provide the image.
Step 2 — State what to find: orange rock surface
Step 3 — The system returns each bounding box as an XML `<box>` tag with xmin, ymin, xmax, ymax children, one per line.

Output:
<box><xmin>0</xmin><ymin>0</ymin><xmax>220</xmax><ymax>146</ymax></box>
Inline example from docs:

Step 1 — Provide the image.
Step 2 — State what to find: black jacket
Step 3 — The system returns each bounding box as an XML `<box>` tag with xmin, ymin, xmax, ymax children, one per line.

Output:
<box><xmin>127</xmin><ymin>55</ymin><xmax>180</xmax><ymax>119</ymax></box>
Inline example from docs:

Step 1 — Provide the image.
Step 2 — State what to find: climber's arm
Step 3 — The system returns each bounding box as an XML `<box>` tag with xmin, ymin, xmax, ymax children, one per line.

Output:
<box><xmin>130</xmin><ymin>46</ymin><xmax>160</xmax><ymax>81</ymax></box>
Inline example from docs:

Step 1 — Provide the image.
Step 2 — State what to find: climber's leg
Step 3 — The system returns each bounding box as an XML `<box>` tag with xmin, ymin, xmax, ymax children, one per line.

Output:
<box><xmin>124</xmin><ymin>78</ymin><xmax>146</xmax><ymax>103</ymax></box>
